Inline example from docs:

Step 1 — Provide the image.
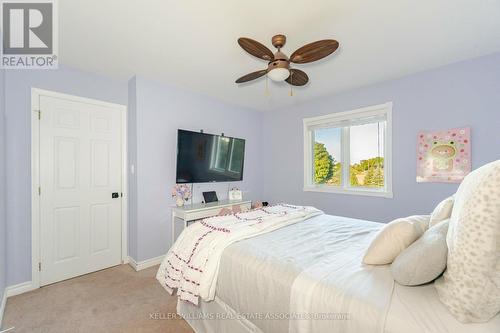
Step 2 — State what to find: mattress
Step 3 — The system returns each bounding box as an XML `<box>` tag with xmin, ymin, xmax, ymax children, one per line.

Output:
<box><xmin>179</xmin><ymin>214</ymin><xmax>500</xmax><ymax>333</ymax></box>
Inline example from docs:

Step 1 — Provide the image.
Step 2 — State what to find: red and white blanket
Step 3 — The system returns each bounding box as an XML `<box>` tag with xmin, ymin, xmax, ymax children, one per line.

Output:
<box><xmin>156</xmin><ymin>204</ymin><xmax>322</xmax><ymax>305</ymax></box>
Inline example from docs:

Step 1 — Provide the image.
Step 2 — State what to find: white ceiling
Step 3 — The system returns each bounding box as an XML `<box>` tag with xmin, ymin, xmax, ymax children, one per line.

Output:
<box><xmin>60</xmin><ymin>0</ymin><xmax>500</xmax><ymax>111</ymax></box>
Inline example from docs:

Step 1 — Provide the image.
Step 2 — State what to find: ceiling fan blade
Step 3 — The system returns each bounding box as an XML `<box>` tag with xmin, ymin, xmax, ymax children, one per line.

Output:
<box><xmin>285</xmin><ymin>69</ymin><xmax>309</xmax><ymax>86</ymax></box>
<box><xmin>238</xmin><ymin>38</ymin><xmax>274</xmax><ymax>61</ymax></box>
<box><xmin>235</xmin><ymin>69</ymin><xmax>268</xmax><ymax>83</ymax></box>
<box><xmin>290</xmin><ymin>40</ymin><xmax>339</xmax><ymax>64</ymax></box>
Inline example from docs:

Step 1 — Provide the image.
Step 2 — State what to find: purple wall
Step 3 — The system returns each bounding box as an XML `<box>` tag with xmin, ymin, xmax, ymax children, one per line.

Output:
<box><xmin>127</xmin><ymin>77</ymin><xmax>139</xmax><ymax>261</ymax></box>
<box><xmin>4</xmin><ymin>53</ymin><xmax>500</xmax><ymax>288</ymax></box>
<box><xmin>0</xmin><ymin>69</ymin><xmax>6</xmax><ymax>309</ymax></box>
<box><xmin>130</xmin><ymin>76</ymin><xmax>264</xmax><ymax>261</ymax></box>
<box><xmin>4</xmin><ymin>66</ymin><xmax>128</xmax><ymax>286</ymax></box>
<box><xmin>2</xmin><ymin>67</ymin><xmax>264</xmax><ymax>286</ymax></box>
<box><xmin>262</xmin><ymin>53</ymin><xmax>500</xmax><ymax>223</ymax></box>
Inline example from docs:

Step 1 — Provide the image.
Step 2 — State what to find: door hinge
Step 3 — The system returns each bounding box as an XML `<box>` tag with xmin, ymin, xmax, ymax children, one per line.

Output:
<box><xmin>38</xmin><ymin>186</ymin><xmax>41</xmax><ymax>195</ymax></box>
<box><xmin>34</xmin><ymin>110</ymin><xmax>41</xmax><ymax>120</ymax></box>
<box><xmin>38</xmin><ymin>262</ymin><xmax>42</xmax><ymax>271</ymax></box>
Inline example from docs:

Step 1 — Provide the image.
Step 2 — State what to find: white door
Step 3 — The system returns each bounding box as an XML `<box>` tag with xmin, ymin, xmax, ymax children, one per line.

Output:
<box><xmin>39</xmin><ymin>95</ymin><xmax>123</xmax><ymax>286</ymax></box>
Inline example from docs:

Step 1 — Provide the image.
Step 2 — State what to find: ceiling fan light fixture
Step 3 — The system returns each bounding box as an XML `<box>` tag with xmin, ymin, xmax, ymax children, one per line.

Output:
<box><xmin>267</xmin><ymin>67</ymin><xmax>290</xmax><ymax>82</ymax></box>
<box><xmin>235</xmin><ymin>35</ymin><xmax>338</xmax><ymax>86</ymax></box>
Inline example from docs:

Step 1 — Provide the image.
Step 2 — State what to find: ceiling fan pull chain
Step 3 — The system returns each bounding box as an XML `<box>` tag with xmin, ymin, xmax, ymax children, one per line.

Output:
<box><xmin>290</xmin><ymin>73</ymin><xmax>294</xmax><ymax>96</ymax></box>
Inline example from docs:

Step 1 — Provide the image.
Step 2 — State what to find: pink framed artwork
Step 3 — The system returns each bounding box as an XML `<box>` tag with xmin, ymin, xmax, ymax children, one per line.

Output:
<box><xmin>416</xmin><ymin>127</ymin><xmax>471</xmax><ymax>183</ymax></box>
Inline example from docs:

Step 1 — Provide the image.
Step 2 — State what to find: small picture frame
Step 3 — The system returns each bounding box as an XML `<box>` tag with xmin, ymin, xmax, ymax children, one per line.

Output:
<box><xmin>228</xmin><ymin>188</ymin><xmax>242</xmax><ymax>201</ymax></box>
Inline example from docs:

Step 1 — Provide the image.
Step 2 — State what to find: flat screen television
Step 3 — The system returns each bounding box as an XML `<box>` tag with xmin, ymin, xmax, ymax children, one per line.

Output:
<box><xmin>176</xmin><ymin>129</ymin><xmax>245</xmax><ymax>183</ymax></box>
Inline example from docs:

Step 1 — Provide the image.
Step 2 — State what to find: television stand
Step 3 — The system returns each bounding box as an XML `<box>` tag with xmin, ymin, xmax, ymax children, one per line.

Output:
<box><xmin>170</xmin><ymin>199</ymin><xmax>252</xmax><ymax>246</ymax></box>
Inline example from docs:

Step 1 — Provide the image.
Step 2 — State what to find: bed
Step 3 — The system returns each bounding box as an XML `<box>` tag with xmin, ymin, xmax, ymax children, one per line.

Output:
<box><xmin>169</xmin><ymin>213</ymin><xmax>500</xmax><ymax>333</ymax></box>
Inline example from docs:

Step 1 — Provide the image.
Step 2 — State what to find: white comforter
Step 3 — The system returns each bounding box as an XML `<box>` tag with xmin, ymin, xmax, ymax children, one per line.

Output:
<box><xmin>215</xmin><ymin>213</ymin><xmax>395</xmax><ymax>333</ymax></box>
<box><xmin>289</xmin><ymin>224</ymin><xmax>394</xmax><ymax>333</ymax></box>
<box><xmin>156</xmin><ymin>204</ymin><xmax>322</xmax><ymax>305</ymax></box>
<box><xmin>176</xmin><ymin>213</ymin><xmax>500</xmax><ymax>333</ymax></box>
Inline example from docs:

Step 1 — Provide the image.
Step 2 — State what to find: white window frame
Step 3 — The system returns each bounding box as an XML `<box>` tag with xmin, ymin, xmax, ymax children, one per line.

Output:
<box><xmin>210</xmin><ymin>136</ymin><xmax>228</xmax><ymax>172</ymax></box>
<box><xmin>227</xmin><ymin>139</ymin><xmax>243</xmax><ymax>174</ymax></box>
<box><xmin>303</xmin><ymin>102</ymin><xmax>393</xmax><ymax>198</ymax></box>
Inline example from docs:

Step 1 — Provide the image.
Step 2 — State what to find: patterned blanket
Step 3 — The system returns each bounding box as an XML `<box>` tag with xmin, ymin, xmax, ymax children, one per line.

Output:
<box><xmin>156</xmin><ymin>204</ymin><xmax>322</xmax><ymax>305</ymax></box>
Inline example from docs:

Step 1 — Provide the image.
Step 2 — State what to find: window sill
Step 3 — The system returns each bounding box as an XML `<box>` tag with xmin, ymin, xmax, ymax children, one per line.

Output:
<box><xmin>303</xmin><ymin>185</ymin><xmax>393</xmax><ymax>198</ymax></box>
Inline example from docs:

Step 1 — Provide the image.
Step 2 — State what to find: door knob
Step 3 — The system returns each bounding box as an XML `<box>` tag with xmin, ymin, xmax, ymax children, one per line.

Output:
<box><xmin>112</xmin><ymin>192</ymin><xmax>119</xmax><ymax>199</ymax></box>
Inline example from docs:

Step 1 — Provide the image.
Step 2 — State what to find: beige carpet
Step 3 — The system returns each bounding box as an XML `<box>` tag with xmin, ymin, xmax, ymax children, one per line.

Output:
<box><xmin>2</xmin><ymin>265</ymin><xmax>194</xmax><ymax>333</ymax></box>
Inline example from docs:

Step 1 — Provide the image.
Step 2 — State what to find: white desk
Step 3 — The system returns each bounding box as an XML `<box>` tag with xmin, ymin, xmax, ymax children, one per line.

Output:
<box><xmin>171</xmin><ymin>200</ymin><xmax>252</xmax><ymax>245</ymax></box>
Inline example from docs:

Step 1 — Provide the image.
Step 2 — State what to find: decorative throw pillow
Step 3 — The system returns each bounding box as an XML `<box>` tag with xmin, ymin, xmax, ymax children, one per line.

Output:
<box><xmin>391</xmin><ymin>219</ymin><xmax>449</xmax><ymax>286</ymax></box>
<box><xmin>363</xmin><ymin>215</ymin><xmax>429</xmax><ymax>265</ymax></box>
<box><xmin>435</xmin><ymin>160</ymin><xmax>500</xmax><ymax>323</ymax></box>
<box><xmin>429</xmin><ymin>196</ymin><xmax>454</xmax><ymax>227</ymax></box>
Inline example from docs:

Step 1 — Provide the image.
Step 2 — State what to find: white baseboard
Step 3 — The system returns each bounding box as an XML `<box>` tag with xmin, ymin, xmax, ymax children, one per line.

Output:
<box><xmin>0</xmin><ymin>289</ymin><xmax>6</xmax><ymax>328</ymax></box>
<box><xmin>0</xmin><ymin>279</ymin><xmax>37</xmax><ymax>323</ymax></box>
<box><xmin>5</xmin><ymin>281</ymin><xmax>36</xmax><ymax>298</ymax></box>
<box><xmin>128</xmin><ymin>255</ymin><xmax>164</xmax><ymax>271</ymax></box>
<box><xmin>1</xmin><ymin>257</ymin><xmax>163</xmax><ymax>310</ymax></box>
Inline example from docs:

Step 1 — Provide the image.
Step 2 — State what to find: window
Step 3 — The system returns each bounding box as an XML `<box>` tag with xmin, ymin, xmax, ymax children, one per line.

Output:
<box><xmin>228</xmin><ymin>139</ymin><xmax>245</xmax><ymax>173</ymax></box>
<box><xmin>210</xmin><ymin>136</ymin><xmax>245</xmax><ymax>175</ymax></box>
<box><xmin>210</xmin><ymin>136</ymin><xmax>231</xmax><ymax>172</ymax></box>
<box><xmin>303</xmin><ymin>103</ymin><xmax>392</xmax><ymax>198</ymax></box>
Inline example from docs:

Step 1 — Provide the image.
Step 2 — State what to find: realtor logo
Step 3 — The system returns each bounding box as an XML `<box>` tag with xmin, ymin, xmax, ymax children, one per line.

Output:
<box><xmin>1</xmin><ymin>0</ymin><xmax>58</xmax><ymax>69</ymax></box>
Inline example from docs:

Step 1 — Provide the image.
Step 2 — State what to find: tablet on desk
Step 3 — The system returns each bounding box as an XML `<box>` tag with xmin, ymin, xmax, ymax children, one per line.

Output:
<box><xmin>202</xmin><ymin>191</ymin><xmax>218</xmax><ymax>203</ymax></box>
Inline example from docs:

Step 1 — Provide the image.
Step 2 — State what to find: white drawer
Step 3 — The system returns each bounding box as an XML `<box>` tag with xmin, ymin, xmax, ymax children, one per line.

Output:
<box><xmin>171</xmin><ymin>200</ymin><xmax>253</xmax><ymax>245</ymax></box>
<box><xmin>186</xmin><ymin>202</ymin><xmax>251</xmax><ymax>221</ymax></box>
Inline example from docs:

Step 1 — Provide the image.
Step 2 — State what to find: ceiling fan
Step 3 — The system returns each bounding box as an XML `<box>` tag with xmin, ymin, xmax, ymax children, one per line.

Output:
<box><xmin>235</xmin><ymin>34</ymin><xmax>339</xmax><ymax>86</ymax></box>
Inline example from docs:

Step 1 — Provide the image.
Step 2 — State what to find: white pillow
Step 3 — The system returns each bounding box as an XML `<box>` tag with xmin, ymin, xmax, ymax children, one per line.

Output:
<box><xmin>391</xmin><ymin>219</ymin><xmax>449</xmax><ymax>286</ymax></box>
<box><xmin>363</xmin><ymin>215</ymin><xmax>429</xmax><ymax>265</ymax></box>
<box><xmin>435</xmin><ymin>160</ymin><xmax>500</xmax><ymax>323</ymax></box>
<box><xmin>429</xmin><ymin>196</ymin><xmax>454</xmax><ymax>227</ymax></box>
